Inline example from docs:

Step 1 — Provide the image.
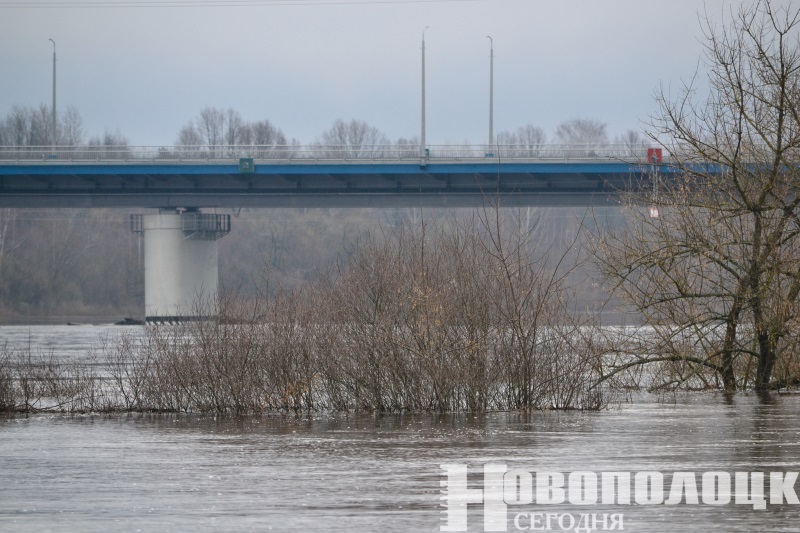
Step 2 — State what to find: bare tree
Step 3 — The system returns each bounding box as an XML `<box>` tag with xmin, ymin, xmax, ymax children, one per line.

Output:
<box><xmin>224</xmin><ymin>108</ymin><xmax>245</xmax><ymax>147</ymax></box>
<box><xmin>614</xmin><ymin>129</ymin><xmax>646</xmax><ymax>158</ymax></box>
<box><xmin>251</xmin><ymin>119</ymin><xmax>286</xmax><ymax>146</ymax></box>
<box><xmin>394</xmin><ymin>136</ymin><xmax>420</xmax><ymax>159</ymax></box>
<box><xmin>0</xmin><ymin>106</ymin><xmax>29</xmax><ymax>147</ymax></box>
<box><xmin>0</xmin><ymin>104</ymin><xmax>85</xmax><ymax>148</ymax></box>
<box><xmin>60</xmin><ymin>105</ymin><xmax>85</xmax><ymax>146</ymax></box>
<box><xmin>175</xmin><ymin>109</ymin><xmax>288</xmax><ymax>158</ymax></box>
<box><xmin>497</xmin><ymin>124</ymin><xmax>547</xmax><ymax>157</ymax></box>
<box><xmin>555</xmin><ymin>118</ymin><xmax>609</xmax><ymax>156</ymax></box>
<box><xmin>594</xmin><ymin>0</ymin><xmax>800</xmax><ymax>392</ymax></box>
<box><xmin>318</xmin><ymin>118</ymin><xmax>390</xmax><ymax>159</ymax></box>
<box><xmin>176</xmin><ymin>121</ymin><xmax>203</xmax><ymax>151</ymax></box>
<box><xmin>247</xmin><ymin>118</ymin><xmax>289</xmax><ymax>158</ymax></box>
<box><xmin>86</xmin><ymin>129</ymin><xmax>130</xmax><ymax>159</ymax></box>
<box><xmin>2</xmin><ymin>105</ymin><xmax>51</xmax><ymax>147</ymax></box>
<box><xmin>30</xmin><ymin>105</ymin><xmax>52</xmax><ymax>146</ymax></box>
<box><xmin>196</xmin><ymin>106</ymin><xmax>226</xmax><ymax>155</ymax></box>
<box><xmin>614</xmin><ymin>129</ymin><xmax>644</xmax><ymax>146</ymax></box>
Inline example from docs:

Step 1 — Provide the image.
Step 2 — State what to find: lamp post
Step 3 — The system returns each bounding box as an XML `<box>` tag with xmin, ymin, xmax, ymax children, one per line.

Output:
<box><xmin>421</xmin><ymin>26</ymin><xmax>429</xmax><ymax>161</ymax></box>
<box><xmin>48</xmin><ymin>38</ymin><xmax>56</xmax><ymax>150</ymax></box>
<box><xmin>487</xmin><ymin>35</ymin><xmax>494</xmax><ymax>151</ymax></box>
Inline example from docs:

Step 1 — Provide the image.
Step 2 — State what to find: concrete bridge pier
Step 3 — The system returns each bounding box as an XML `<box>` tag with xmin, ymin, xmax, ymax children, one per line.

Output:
<box><xmin>131</xmin><ymin>209</ymin><xmax>230</xmax><ymax>323</ymax></box>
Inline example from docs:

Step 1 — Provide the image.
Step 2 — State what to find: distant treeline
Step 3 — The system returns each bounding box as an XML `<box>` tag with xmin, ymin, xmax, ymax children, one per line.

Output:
<box><xmin>0</xmin><ymin>206</ymin><xmax>593</xmax><ymax>323</ymax></box>
<box><xmin>0</xmin><ymin>103</ymin><xmax>644</xmax><ymax>149</ymax></box>
<box><xmin>0</xmin><ymin>206</ymin><xmax>382</xmax><ymax>321</ymax></box>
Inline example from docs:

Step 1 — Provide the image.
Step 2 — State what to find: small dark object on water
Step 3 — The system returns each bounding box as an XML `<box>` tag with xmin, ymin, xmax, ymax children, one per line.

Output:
<box><xmin>115</xmin><ymin>317</ymin><xmax>144</xmax><ymax>326</ymax></box>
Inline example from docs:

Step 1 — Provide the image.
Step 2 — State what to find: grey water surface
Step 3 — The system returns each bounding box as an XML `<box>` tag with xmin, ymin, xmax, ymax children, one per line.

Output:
<box><xmin>1</xmin><ymin>325</ymin><xmax>799</xmax><ymax>532</ymax></box>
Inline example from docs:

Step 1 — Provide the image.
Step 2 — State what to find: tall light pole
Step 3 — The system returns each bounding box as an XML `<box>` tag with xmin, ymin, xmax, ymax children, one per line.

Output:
<box><xmin>421</xmin><ymin>26</ymin><xmax>429</xmax><ymax>161</ymax></box>
<box><xmin>487</xmin><ymin>35</ymin><xmax>494</xmax><ymax>151</ymax></box>
<box><xmin>48</xmin><ymin>38</ymin><xmax>56</xmax><ymax>150</ymax></box>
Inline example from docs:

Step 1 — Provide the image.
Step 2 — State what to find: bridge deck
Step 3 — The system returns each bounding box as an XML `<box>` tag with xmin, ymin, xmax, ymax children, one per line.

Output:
<box><xmin>0</xmin><ymin>146</ymin><xmax>663</xmax><ymax>208</ymax></box>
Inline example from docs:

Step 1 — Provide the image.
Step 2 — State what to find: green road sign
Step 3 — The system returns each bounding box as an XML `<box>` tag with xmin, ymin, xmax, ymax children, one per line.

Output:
<box><xmin>239</xmin><ymin>158</ymin><xmax>254</xmax><ymax>174</ymax></box>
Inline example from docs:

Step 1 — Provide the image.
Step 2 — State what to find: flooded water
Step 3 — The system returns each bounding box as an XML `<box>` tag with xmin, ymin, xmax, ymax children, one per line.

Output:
<box><xmin>1</xmin><ymin>325</ymin><xmax>800</xmax><ymax>532</ymax></box>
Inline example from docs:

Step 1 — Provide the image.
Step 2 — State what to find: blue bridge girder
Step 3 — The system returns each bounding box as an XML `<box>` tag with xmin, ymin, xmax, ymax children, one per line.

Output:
<box><xmin>0</xmin><ymin>146</ymin><xmax>668</xmax><ymax>208</ymax></box>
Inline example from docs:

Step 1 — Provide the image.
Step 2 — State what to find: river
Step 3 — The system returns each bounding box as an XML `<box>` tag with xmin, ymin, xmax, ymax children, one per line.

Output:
<box><xmin>1</xmin><ymin>325</ymin><xmax>799</xmax><ymax>532</ymax></box>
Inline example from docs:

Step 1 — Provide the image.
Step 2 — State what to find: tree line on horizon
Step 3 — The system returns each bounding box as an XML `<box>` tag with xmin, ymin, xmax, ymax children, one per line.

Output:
<box><xmin>0</xmin><ymin>102</ymin><xmax>643</xmax><ymax>151</ymax></box>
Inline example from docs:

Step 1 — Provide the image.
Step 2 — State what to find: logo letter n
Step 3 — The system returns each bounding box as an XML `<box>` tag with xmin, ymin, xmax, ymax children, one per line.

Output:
<box><xmin>441</xmin><ymin>464</ymin><xmax>484</xmax><ymax>531</ymax></box>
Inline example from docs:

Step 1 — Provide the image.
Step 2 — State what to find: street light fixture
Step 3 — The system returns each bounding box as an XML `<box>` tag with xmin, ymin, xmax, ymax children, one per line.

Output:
<box><xmin>48</xmin><ymin>38</ymin><xmax>56</xmax><ymax>150</ymax></box>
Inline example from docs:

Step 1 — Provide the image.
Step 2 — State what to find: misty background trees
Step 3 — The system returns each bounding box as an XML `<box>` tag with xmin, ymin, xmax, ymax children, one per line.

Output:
<box><xmin>0</xmin><ymin>206</ymin><xmax>599</xmax><ymax>325</ymax></box>
<box><xmin>176</xmin><ymin>107</ymin><xmax>289</xmax><ymax>158</ymax></box>
<box><xmin>0</xmin><ymin>104</ymin><xmax>85</xmax><ymax>147</ymax></box>
<box><xmin>0</xmin><ymin>209</ymin><xmax>141</xmax><ymax>320</ymax></box>
<box><xmin>2</xmin><ymin>102</ymin><xmax>640</xmax><ymax>154</ymax></box>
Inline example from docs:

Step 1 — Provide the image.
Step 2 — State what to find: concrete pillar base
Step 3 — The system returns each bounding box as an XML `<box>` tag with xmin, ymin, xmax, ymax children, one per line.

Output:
<box><xmin>132</xmin><ymin>210</ymin><xmax>230</xmax><ymax>322</ymax></box>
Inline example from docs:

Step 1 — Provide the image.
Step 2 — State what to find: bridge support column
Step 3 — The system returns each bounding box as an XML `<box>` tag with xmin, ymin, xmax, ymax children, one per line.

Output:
<box><xmin>131</xmin><ymin>209</ymin><xmax>230</xmax><ymax>323</ymax></box>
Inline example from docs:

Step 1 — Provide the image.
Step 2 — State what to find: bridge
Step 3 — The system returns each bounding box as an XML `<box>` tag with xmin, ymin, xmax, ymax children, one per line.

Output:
<box><xmin>0</xmin><ymin>144</ymin><xmax>665</xmax><ymax>208</ymax></box>
<box><xmin>0</xmin><ymin>144</ymin><xmax>666</xmax><ymax>322</ymax></box>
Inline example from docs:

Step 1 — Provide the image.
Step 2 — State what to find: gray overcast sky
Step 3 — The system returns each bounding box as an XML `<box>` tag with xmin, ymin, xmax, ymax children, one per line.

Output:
<box><xmin>1</xmin><ymin>0</ymin><xmax>749</xmax><ymax>146</ymax></box>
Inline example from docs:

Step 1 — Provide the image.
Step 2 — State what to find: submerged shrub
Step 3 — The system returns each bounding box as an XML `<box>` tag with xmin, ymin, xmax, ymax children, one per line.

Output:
<box><xmin>9</xmin><ymin>208</ymin><xmax>609</xmax><ymax>414</ymax></box>
<box><xmin>0</xmin><ymin>349</ymin><xmax>13</xmax><ymax>412</ymax></box>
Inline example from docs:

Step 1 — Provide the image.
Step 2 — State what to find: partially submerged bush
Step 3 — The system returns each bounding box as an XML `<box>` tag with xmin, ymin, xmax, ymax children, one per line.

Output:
<box><xmin>0</xmin><ymin>349</ymin><xmax>13</xmax><ymax>411</ymax></box>
<box><xmin>2</xmin><ymin>207</ymin><xmax>610</xmax><ymax>414</ymax></box>
<box><xmin>0</xmin><ymin>342</ymin><xmax>106</xmax><ymax>414</ymax></box>
<box><xmin>316</xmin><ymin>211</ymin><xmax>605</xmax><ymax>412</ymax></box>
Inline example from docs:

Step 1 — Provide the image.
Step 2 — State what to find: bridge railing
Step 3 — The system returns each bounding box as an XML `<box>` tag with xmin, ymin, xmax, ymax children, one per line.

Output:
<box><xmin>0</xmin><ymin>143</ymin><xmax>660</xmax><ymax>164</ymax></box>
